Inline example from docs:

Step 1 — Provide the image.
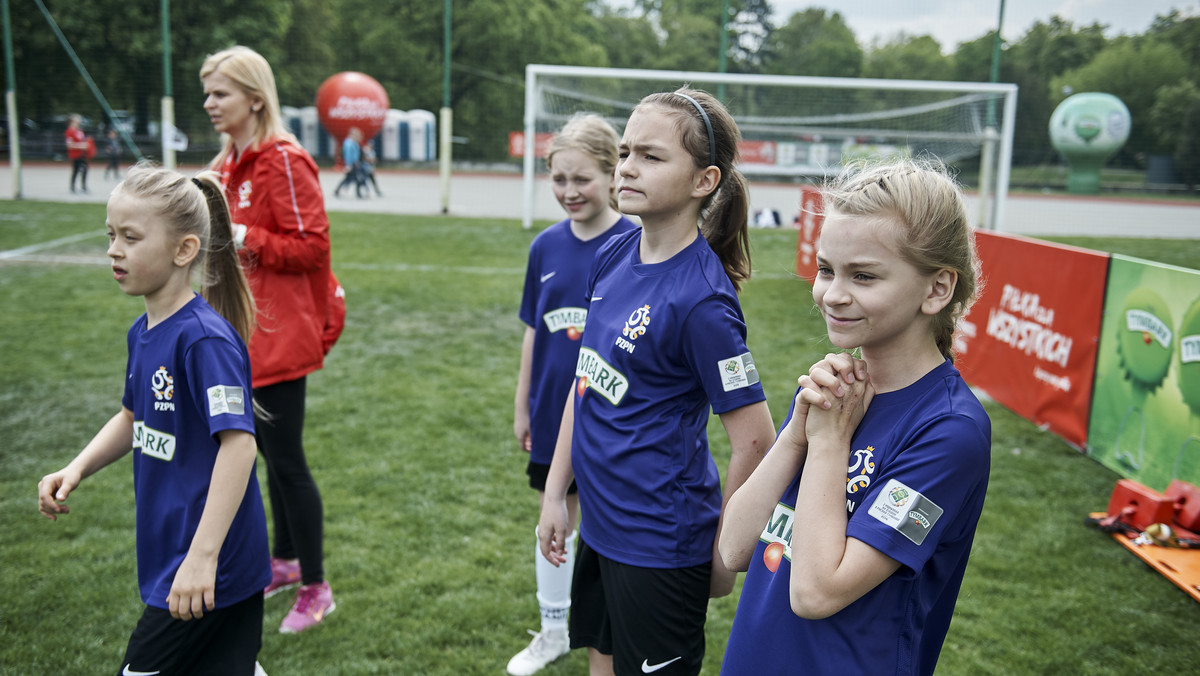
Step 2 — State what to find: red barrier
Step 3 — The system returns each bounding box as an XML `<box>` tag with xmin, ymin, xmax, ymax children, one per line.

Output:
<box><xmin>952</xmin><ymin>231</ymin><xmax>1109</xmax><ymax>449</ymax></box>
<box><xmin>793</xmin><ymin>185</ymin><xmax>823</xmax><ymax>282</ymax></box>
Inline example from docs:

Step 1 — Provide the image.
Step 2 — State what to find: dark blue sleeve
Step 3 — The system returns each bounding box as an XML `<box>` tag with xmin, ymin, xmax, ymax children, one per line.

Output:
<box><xmin>681</xmin><ymin>295</ymin><xmax>765</xmax><ymax>415</ymax></box>
<box><xmin>184</xmin><ymin>337</ymin><xmax>257</xmax><ymax>440</ymax></box>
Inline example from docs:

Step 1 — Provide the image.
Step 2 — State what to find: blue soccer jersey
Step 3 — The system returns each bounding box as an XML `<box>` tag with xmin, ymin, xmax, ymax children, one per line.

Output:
<box><xmin>722</xmin><ymin>359</ymin><xmax>991</xmax><ymax>676</ymax></box>
<box><xmin>121</xmin><ymin>294</ymin><xmax>270</xmax><ymax>610</ymax></box>
<box><xmin>519</xmin><ymin>216</ymin><xmax>639</xmax><ymax>465</ymax></box>
<box><xmin>571</xmin><ymin>229</ymin><xmax>766</xmax><ymax>569</ymax></box>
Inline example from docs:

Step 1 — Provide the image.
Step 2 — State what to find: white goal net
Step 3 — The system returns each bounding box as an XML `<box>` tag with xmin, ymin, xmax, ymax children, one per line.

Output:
<box><xmin>522</xmin><ymin>64</ymin><xmax>1017</xmax><ymax>230</ymax></box>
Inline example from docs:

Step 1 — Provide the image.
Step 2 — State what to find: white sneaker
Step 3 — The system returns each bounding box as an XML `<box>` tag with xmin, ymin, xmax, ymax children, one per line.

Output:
<box><xmin>506</xmin><ymin>628</ymin><xmax>569</xmax><ymax>675</ymax></box>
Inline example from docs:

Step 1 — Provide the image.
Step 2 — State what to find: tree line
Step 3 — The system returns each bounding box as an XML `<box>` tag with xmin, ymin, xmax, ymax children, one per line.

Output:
<box><xmin>9</xmin><ymin>0</ymin><xmax>1199</xmax><ymax>184</ymax></box>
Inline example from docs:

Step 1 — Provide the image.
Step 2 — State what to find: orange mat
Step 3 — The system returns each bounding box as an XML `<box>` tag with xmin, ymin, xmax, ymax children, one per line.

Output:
<box><xmin>1090</xmin><ymin>513</ymin><xmax>1200</xmax><ymax>603</ymax></box>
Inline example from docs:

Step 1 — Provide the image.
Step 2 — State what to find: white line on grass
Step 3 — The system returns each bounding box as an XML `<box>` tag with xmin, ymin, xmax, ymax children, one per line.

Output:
<box><xmin>0</xmin><ymin>232</ymin><xmax>102</xmax><ymax>260</ymax></box>
<box><xmin>0</xmin><ymin>251</ymin><xmax>801</xmax><ymax>281</ymax></box>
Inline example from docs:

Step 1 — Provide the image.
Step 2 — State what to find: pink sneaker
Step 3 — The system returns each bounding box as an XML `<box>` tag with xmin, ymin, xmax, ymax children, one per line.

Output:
<box><xmin>280</xmin><ymin>581</ymin><xmax>335</xmax><ymax>634</ymax></box>
<box><xmin>264</xmin><ymin>558</ymin><xmax>301</xmax><ymax>599</ymax></box>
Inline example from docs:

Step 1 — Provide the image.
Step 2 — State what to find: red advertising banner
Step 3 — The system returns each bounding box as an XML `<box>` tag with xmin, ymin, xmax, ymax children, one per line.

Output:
<box><xmin>953</xmin><ymin>231</ymin><xmax>1110</xmax><ymax>449</ymax></box>
<box><xmin>508</xmin><ymin>131</ymin><xmax>554</xmax><ymax>158</ymax></box>
<box><xmin>739</xmin><ymin>140</ymin><xmax>778</xmax><ymax>165</ymax></box>
<box><xmin>794</xmin><ymin>185</ymin><xmax>823</xmax><ymax>282</ymax></box>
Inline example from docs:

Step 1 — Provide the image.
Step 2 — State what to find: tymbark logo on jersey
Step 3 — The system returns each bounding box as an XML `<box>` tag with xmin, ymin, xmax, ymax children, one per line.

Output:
<box><xmin>576</xmin><ymin>347</ymin><xmax>627</xmax><ymax>405</ymax></box>
<box><xmin>543</xmin><ymin>306</ymin><xmax>586</xmax><ymax>341</ymax></box>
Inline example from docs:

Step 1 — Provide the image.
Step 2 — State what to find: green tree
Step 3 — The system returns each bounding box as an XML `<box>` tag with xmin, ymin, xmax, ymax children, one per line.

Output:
<box><xmin>1150</xmin><ymin>80</ymin><xmax>1200</xmax><ymax>187</ymax></box>
<box><xmin>862</xmin><ymin>34</ymin><xmax>952</xmax><ymax>81</ymax></box>
<box><xmin>1050</xmin><ymin>39</ymin><xmax>1188</xmax><ymax>157</ymax></box>
<box><xmin>451</xmin><ymin>0</ymin><xmax>609</xmax><ymax>160</ymax></box>
<box><xmin>1149</xmin><ymin>10</ymin><xmax>1200</xmax><ymax>78</ymax></box>
<box><xmin>13</xmin><ymin>0</ymin><xmax>293</xmax><ymax>153</ymax></box>
<box><xmin>765</xmin><ymin>8</ymin><xmax>862</xmax><ymax>77</ymax></box>
<box><xmin>595</xmin><ymin>10</ymin><xmax>663</xmax><ymax>70</ymax></box>
<box><xmin>1003</xmin><ymin>17</ymin><xmax>1109</xmax><ymax>164</ymax></box>
<box><xmin>727</xmin><ymin>0</ymin><xmax>774</xmax><ymax>72</ymax></box>
<box><xmin>952</xmin><ymin>31</ymin><xmax>1003</xmax><ymax>83</ymax></box>
<box><xmin>276</xmin><ymin>0</ymin><xmax>337</xmax><ymax>109</ymax></box>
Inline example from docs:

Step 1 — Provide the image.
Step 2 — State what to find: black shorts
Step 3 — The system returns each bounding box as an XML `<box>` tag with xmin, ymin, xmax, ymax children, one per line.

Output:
<box><xmin>569</xmin><ymin>538</ymin><xmax>711</xmax><ymax>676</ymax></box>
<box><xmin>525</xmin><ymin>460</ymin><xmax>577</xmax><ymax>495</ymax></box>
<box><xmin>119</xmin><ymin>592</ymin><xmax>263</xmax><ymax>676</ymax></box>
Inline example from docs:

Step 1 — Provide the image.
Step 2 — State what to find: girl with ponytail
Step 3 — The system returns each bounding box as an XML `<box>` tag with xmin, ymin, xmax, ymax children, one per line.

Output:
<box><xmin>38</xmin><ymin>162</ymin><xmax>269</xmax><ymax>675</ymax></box>
<box><xmin>537</xmin><ymin>88</ymin><xmax>776</xmax><ymax>676</ymax></box>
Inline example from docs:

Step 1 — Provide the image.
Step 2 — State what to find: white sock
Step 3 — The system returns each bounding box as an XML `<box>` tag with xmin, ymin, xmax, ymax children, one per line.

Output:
<box><xmin>534</xmin><ymin>529</ymin><xmax>575</xmax><ymax>633</ymax></box>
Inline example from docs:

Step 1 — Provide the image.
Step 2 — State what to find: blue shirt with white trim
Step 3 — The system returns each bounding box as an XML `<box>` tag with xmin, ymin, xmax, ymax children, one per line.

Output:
<box><xmin>722</xmin><ymin>359</ymin><xmax>991</xmax><ymax>676</ymax></box>
<box><xmin>572</xmin><ymin>228</ymin><xmax>766</xmax><ymax>568</ymax></box>
<box><xmin>122</xmin><ymin>294</ymin><xmax>270</xmax><ymax>609</ymax></box>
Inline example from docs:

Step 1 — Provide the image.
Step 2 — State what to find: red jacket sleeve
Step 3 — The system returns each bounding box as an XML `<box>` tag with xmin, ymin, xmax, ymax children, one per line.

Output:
<box><xmin>242</xmin><ymin>144</ymin><xmax>330</xmax><ymax>273</ymax></box>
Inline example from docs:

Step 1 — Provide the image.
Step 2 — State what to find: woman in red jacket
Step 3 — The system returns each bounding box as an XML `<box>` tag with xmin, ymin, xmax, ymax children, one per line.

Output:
<box><xmin>201</xmin><ymin>45</ymin><xmax>335</xmax><ymax>634</ymax></box>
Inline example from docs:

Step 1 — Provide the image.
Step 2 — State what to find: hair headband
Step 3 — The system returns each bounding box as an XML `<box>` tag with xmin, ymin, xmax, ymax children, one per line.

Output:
<box><xmin>677</xmin><ymin>92</ymin><xmax>716</xmax><ymax>168</ymax></box>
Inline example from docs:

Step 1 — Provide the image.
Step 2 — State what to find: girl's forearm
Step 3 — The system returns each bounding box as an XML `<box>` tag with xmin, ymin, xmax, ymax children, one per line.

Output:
<box><xmin>186</xmin><ymin>430</ymin><xmax>257</xmax><ymax>560</ymax></box>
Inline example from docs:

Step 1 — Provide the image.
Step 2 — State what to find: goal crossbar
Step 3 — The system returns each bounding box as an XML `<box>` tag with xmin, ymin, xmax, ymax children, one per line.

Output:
<box><xmin>522</xmin><ymin>64</ymin><xmax>1017</xmax><ymax>230</ymax></box>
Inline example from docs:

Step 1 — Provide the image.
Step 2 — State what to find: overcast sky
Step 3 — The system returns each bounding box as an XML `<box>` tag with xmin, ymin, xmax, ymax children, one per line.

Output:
<box><xmin>769</xmin><ymin>1</ymin><xmax>1197</xmax><ymax>50</ymax></box>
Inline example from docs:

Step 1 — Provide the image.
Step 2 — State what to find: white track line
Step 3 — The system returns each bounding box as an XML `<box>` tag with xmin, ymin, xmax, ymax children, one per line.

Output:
<box><xmin>0</xmin><ymin>231</ymin><xmax>102</xmax><ymax>260</ymax></box>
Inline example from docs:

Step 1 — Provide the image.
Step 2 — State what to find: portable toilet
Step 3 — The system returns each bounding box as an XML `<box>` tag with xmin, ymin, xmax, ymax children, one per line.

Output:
<box><xmin>308</xmin><ymin>105</ymin><xmax>334</xmax><ymax>159</ymax></box>
<box><xmin>296</xmin><ymin>106</ymin><xmax>322</xmax><ymax>157</ymax></box>
<box><xmin>381</xmin><ymin>109</ymin><xmax>409</xmax><ymax>162</ymax></box>
<box><xmin>408</xmin><ymin>109</ymin><xmax>436</xmax><ymax>161</ymax></box>
<box><xmin>282</xmin><ymin>106</ymin><xmax>302</xmax><ymax>141</ymax></box>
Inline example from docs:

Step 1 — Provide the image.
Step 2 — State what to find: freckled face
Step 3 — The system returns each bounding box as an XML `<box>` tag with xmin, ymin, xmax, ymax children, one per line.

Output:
<box><xmin>813</xmin><ymin>211</ymin><xmax>937</xmax><ymax>354</ymax></box>
<box><xmin>550</xmin><ymin>148</ymin><xmax>613</xmax><ymax>230</ymax></box>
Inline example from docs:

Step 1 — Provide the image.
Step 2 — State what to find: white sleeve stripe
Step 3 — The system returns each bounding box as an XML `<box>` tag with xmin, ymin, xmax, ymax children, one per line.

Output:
<box><xmin>276</xmin><ymin>144</ymin><xmax>305</xmax><ymax>234</ymax></box>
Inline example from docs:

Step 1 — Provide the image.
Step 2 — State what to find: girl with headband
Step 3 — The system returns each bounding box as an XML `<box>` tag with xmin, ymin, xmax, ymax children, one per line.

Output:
<box><xmin>537</xmin><ymin>88</ymin><xmax>776</xmax><ymax>676</ymax></box>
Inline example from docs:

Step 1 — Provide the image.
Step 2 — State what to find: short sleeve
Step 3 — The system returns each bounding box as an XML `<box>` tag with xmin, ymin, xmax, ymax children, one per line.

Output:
<box><xmin>846</xmin><ymin>414</ymin><xmax>990</xmax><ymax>573</ymax></box>
<box><xmin>680</xmin><ymin>295</ymin><xmax>765</xmax><ymax>415</ymax></box>
<box><xmin>518</xmin><ymin>239</ymin><xmax>541</xmax><ymax>328</ymax></box>
<box><xmin>184</xmin><ymin>337</ymin><xmax>256</xmax><ymax>440</ymax></box>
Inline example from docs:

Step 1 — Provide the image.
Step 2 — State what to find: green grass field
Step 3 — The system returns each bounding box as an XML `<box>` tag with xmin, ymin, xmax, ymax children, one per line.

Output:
<box><xmin>1</xmin><ymin>201</ymin><xmax>1198</xmax><ymax>674</ymax></box>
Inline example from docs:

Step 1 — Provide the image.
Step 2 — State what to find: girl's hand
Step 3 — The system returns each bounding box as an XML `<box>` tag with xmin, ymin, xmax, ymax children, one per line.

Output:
<box><xmin>167</xmin><ymin>552</ymin><xmax>218</xmax><ymax>621</ymax></box>
<box><xmin>801</xmin><ymin>352</ymin><xmax>869</xmax><ymax>411</ymax></box>
<box><xmin>513</xmin><ymin>410</ymin><xmax>532</xmax><ymax>452</ymax></box>
<box><xmin>537</xmin><ymin>501</ymin><xmax>571</xmax><ymax>567</ymax></box>
<box><xmin>37</xmin><ymin>468</ymin><xmax>81</xmax><ymax>521</ymax></box>
<box><xmin>802</xmin><ymin>375</ymin><xmax>873</xmax><ymax>449</ymax></box>
<box><xmin>775</xmin><ymin>385</ymin><xmax>811</xmax><ymax>453</ymax></box>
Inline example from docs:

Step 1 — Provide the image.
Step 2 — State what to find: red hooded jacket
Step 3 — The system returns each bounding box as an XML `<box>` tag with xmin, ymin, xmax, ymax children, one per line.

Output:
<box><xmin>219</xmin><ymin>138</ymin><xmax>331</xmax><ymax>388</ymax></box>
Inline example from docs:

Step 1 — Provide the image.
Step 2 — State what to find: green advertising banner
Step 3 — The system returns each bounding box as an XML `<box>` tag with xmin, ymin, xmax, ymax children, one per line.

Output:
<box><xmin>1088</xmin><ymin>255</ymin><xmax>1200</xmax><ymax>489</ymax></box>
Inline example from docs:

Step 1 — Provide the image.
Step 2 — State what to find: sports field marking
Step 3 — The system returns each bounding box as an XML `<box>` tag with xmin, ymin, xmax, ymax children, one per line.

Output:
<box><xmin>0</xmin><ymin>242</ymin><xmax>800</xmax><ymax>280</ymax></box>
<box><xmin>0</xmin><ymin>231</ymin><xmax>102</xmax><ymax>260</ymax></box>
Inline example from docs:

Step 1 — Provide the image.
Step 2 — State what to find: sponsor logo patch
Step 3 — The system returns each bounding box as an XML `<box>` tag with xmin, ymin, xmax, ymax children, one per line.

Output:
<box><xmin>867</xmin><ymin>478</ymin><xmax>943</xmax><ymax>545</ymax></box>
<box><xmin>718</xmin><ymin>352</ymin><xmax>760</xmax><ymax>392</ymax></box>
<box><xmin>207</xmin><ymin>385</ymin><xmax>246</xmax><ymax>417</ymax></box>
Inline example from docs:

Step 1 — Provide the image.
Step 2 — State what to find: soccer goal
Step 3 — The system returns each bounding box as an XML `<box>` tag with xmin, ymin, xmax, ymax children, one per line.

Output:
<box><xmin>521</xmin><ymin>64</ymin><xmax>1017</xmax><ymax>231</ymax></box>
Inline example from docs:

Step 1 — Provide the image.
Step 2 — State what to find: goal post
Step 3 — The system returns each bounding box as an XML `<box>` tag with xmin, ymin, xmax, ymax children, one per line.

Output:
<box><xmin>522</xmin><ymin>64</ymin><xmax>1017</xmax><ymax>231</ymax></box>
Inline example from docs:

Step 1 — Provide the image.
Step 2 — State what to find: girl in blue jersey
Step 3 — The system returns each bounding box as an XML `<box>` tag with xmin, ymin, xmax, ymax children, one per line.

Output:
<box><xmin>509</xmin><ymin>113</ymin><xmax>639</xmax><ymax>676</ymax></box>
<box><xmin>718</xmin><ymin>159</ymin><xmax>992</xmax><ymax>676</ymax></box>
<box><xmin>537</xmin><ymin>88</ymin><xmax>777</xmax><ymax>676</ymax></box>
<box><xmin>38</xmin><ymin>163</ymin><xmax>270</xmax><ymax>676</ymax></box>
